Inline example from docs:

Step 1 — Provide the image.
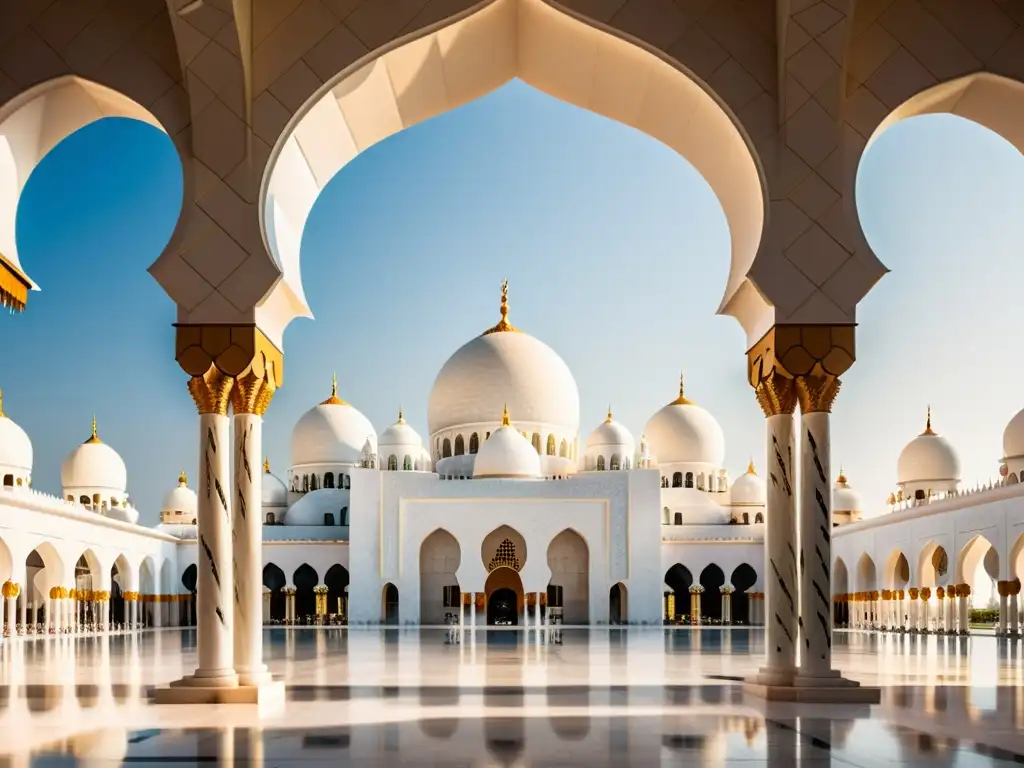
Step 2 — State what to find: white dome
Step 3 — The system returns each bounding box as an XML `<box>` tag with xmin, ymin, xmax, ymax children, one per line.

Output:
<box><xmin>380</xmin><ymin>409</ymin><xmax>424</xmax><ymax>450</ymax></box>
<box><xmin>60</xmin><ymin>419</ymin><xmax>127</xmax><ymax>493</ymax></box>
<box><xmin>643</xmin><ymin>378</ymin><xmax>725</xmax><ymax>466</ymax></box>
<box><xmin>428</xmin><ymin>287</ymin><xmax>579</xmax><ymax>436</ymax></box>
<box><xmin>284</xmin><ymin>488</ymin><xmax>347</xmax><ymax>526</ymax></box>
<box><xmin>896</xmin><ymin>410</ymin><xmax>960</xmax><ymax>486</ymax></box>
<box><xmin>833</xmin><ymin>470</ymin><xmax>862</xmax><ymax>513</ymax></box>
<box><xmin>586</xmin><ymin>409</ymin><xmax>635</xmax><ymax>451</ymax></box>
<box><xmin>473</xmin><ymin>410</ymin><xmax>542</xmax><ymax>479</ymax></box>
<box><xmin>0</xmin><ymin>391</ymin><xmax>32</xmax><ymax>474</ymax></box>
<box><xmin>261</xmin><ymin>459</ymin><xmax>288</xmax><ymax>507</ymax></box>
<box><xmin>162</xmin><ymin>472</ymin><xmax>198</xmax><ymax>515</ymax></box>
<box><xmin>1003</xmin><ymin>406</ymin><xmax>1024</xmax><ymax>460</ymax></box>
<box><xmin>730</xmin><ymin>462</ymin><xmax>766</xmax><ymax>506</ymax></box>
<box><xmin>108</xmin><ymin>504</ymin><xmax>139</xmax><ymax>525</ymax></box>
<box><xmin>291</xmin><ymin>380</ymin><xmax>377</xmax><ymax>468</ymax></box>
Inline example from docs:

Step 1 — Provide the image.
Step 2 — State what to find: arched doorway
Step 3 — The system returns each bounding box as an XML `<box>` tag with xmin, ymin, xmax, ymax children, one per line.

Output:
<box><xmin>547</xmin><ymin>529</ymin><xmax>589</xmax><ymax>624</ymax></box>
<box><xmin>730</xmin><ymin>563</ymin><xmax>757</xmax><ymax>625</ymax></box>
<box><xmin>263</xmin><ymin>563</ymin><xmax>286</xmax><ymax>622</ymax></box>
<box><xmin>485</xmin><ymin>567</ymin><xmax>523</xmax><ymax>626</ymax></box>
<box><xmin>609</xmin><ymin>582</ymin><xmax>628</xmax><ymax>625</ymax></box>
<box><xmin>324</xmin><ymin>564</ymin><xmax>349</xmax><ymax>622</ymax></box>
<box><xmin>181</xmin><ymin>563</ymin><xmax>197</xmax><ymax>626</ymax></box>
<box><xmin>420</xmin><ymin>529</ymin><xmax>461</xmax><ymax>625</ymax></box>
<box><xmin>699</xmin><ymin>564</ymin><xmax>725</xmax><ymax>622</ymax></box>
<box><xmin>382</xmin><ymin>583</ymin><xmax>399</xmax><ymax>625</ymax></box>
<box><xmin>664</xmin><ymin>564</ymin><xmax>693</xmax><ymax>623</ymax></box>
<box><xmin>293</xmin><ymin>564</ymin><xmax>318</xmax><ymax>623</ymax></box>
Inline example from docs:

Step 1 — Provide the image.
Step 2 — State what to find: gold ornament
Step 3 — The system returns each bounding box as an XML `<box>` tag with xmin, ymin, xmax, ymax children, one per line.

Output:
<box><xmin>482</xmin><ymin>279</ymin><xmax>520</xmax><ymax>335</ymax></box>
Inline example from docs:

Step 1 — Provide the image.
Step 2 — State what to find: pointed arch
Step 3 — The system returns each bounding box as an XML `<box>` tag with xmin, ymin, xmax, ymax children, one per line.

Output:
<box><xmin>481</xmin><ymin>525</ymin><xmax>528</xmax><ymax>571</ymax></box>
<box><xmin>546</xmin><ymin>434</ymin><xmax>556</xmax><ymax>456</ymax></box>
<box><xmin>957</xmin><ymin>534</ymin><xmax>999</xmax><ymax>585</ymax></box>
<box><xmin>420</xmin><ymin>528</ymin><xmax>462</xmax><ymax>624</ymax></box>
<box><xmin>469</xmin><ymin>433</ymin><xmax>480</xmax><ymax>454</ymax></box>
<box><xmin>547</xmin><ymin>528</ymin><xmax>589</xmax><ymax>624</ymax></box>
<box><xmin>856</xmin><ymin>552</ymin><xmax>877</xmax><ymax>592</ymax></box>
<box><xmin>293</xmin><ymin>564</ymin><xmax>319</xmax><ymax>621</ymax></box>
<box><xmin>263</xmin><ymin>563</ymin><xmax>286</xmax><ymax>621</ymax></box>
<box><xmin>699</xmin><ymin>563</ymin><xmax>725</xmax><ymax>621</ymax></box>
<box><xmin>454</xmin><ymin>435</ymin><xmax>465</xmax><ymax>456</ymax></box>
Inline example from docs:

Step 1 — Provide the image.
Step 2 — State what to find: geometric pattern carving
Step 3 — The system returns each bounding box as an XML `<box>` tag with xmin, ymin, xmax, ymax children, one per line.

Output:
<box><xmin>488</xmin><ymin>539</ymin><xmax>520</xmax><ymax>572</ymax></box>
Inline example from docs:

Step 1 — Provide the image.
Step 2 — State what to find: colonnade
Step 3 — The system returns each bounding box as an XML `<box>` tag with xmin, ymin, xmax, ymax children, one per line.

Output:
<box><xmin>454</xmin><ymin>591</ymin><xmax>548</xmax><ymax>627</ymax></box>
<box><xmin>660</xmin><ymin>588</ymin><xmax>764</xmax><ymax>625</ymax></box>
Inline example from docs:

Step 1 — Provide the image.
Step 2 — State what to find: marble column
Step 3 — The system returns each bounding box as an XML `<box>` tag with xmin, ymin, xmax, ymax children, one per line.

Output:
<box><xmin>956</xmin><ymin>584</ymin><xmax>970</xmax><ymax>635</ymax></box>
<box><xmin>262</xmin><ymin>590</ymin><xmax>271</xmax><ymax>623</ymax></box>
<box><xmin>722</xmin><ymin>590</ymin><xmax>732</xmax><ymax>624</ymax></box>
<box><xmin>908</xmin><ymin>588</ymin><xmax>919</xmax><ymax>632</ymax></box>
<box><xmin>920</xmin><ymin>589</ymin><xmax>931</xmax><ymax>634</ymax></box>
<box><xmin>186</xmin><ymin>368</ymin><xmax>238</xmax><ymax>688</ymax></box>
<box><xmin>795</xmin><ymin>376</ymin><xmax>840</xmax><ymax>680</ymax></box>
<box><xmin>1010</xmin><ymin>580</ymin><xmax>1020</xmax><ymax>636</ymax></box>
<box><xmin>752</xmin><ymin>372</ymin><xmax>798</xmax><ymax>687</ymax></box>
<box><xmin>231</xmin><ymin>365</ymin><xmax>274</xmax><ymax>686</ymax></box>
<box><xmin>935</xmin><ymin>589</ymin><xmax>945</xmax><ymax>634</ymax></box>
<box><xmin>998</xmin><ymin>581</ymin><xmax>1008</xmax><ymax>635</ymax></box>
<box><xmin>690</xmin><ymin>590</ymin><xmax>702</xmax><ymax>625</ymax></box>
<box><xmin>470</xmin><ymin>595</ymin><xmax>477</xmax><ymax>628</ymax></box>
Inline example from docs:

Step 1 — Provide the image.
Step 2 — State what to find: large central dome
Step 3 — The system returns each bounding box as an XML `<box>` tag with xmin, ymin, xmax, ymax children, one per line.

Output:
<box><xmin>428</xmin><ymin>282</ymin><xmax>579</xmax><ymax>437</ymax></box>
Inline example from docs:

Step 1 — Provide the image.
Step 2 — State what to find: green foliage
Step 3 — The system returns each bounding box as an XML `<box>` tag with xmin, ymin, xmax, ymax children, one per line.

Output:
<box><xmin>970</xmin><ymin>608</ymin><xmax>998</xmax><ymax>624</ymax></box>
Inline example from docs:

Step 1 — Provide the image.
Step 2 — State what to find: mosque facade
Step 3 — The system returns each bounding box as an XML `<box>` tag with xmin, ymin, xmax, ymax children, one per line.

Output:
<box><xmin>3</xmin><ymin>284</ymin><xmax>1021</xmax><ymax>635</ymax></box>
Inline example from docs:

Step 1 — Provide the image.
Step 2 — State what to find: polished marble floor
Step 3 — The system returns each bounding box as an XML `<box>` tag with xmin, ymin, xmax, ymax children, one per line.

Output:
<box><xmin>1</xmin><ymin>627</ymin><xmax>1023</xmax><ymax>765</ymax></box>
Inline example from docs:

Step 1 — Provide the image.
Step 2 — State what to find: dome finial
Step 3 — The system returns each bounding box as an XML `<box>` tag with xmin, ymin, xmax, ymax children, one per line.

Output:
<box><xmin>320</xmin><ymin>372</ymin><xmax>347</xmax><ymax>406</ymax></box>
<box><xmin>263</xmin><ymin>456</ymin><xmax>270</xmax><ymax>473</ymax></box>
<box><xmin>397</xmin><ymin>405</ymin><xmax>405</xmax><ymax>424</ymax></box>
<box><xmin>605</xmin><ymin>404</ymin><xmax>613</xmax><ymax>424</ymax></box>
<box><xmin>332</xmin><ymin>372</ymin><xmax>338</xmax><ymax>397</ymax></box>
<box><xmin>0</xmin><ymin>388</ymin><xmax>4</xmax><ymax>418</ymax></box>
<box><xmin>747</xmin><ymin>458</ymin><xmax>756</xmax><ymax>475</ymax></box>
<box><xmin>837</xmin><ymin>465</ymin><xmax>847</xmax><ymax>485</ymax></box>
<box><xmin>482</xmin><ymin>278</ymin><xmax>520</xmax><ymax>335</ymax></box>
<box><xmin>178</xmin><ymin>470</ymin><xmax>188</xmax><ymax>486</ymax></box>
<box><xmin>84</xmin><ymin>414</ymin><xmax>101</xmax><ymax>444</ymax></box>
<box><xmin>501</xmin><ymin>403</ymin><xmax>511</xmax><ymax>427</ymax></box>
<box><xmin>669</xmin><ymin>371</ymin><xmax>694</xmax><ymax>406</ymax></box>
<box><xmin>922</xmin><ymin>405</ymin><xmax>935</xmax><ymax>435</ymax></box>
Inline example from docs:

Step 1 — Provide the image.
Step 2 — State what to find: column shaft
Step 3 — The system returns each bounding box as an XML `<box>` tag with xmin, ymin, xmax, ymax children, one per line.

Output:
<box><xmin>998</xmin><ymin>587</ymin><xmax>1007</xmax><ymax>635</ymax></box>
<box><xmin>797</xmin><ymin>408</ymin><xmax>835</xmax><ymax>678</ymax></box>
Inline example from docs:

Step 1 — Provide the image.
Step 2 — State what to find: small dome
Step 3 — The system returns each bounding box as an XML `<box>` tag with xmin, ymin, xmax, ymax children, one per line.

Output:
<box><xmin>1003</xmin><ymin>406</ymin><xmax>1024</xmax><ymax>462</ymax></box>
<box><xmin>643</xmin><ymin>375</ymin><xmax>725</xmax><ymax>466</ymax></box>
<box><xmin>833</xmin><ymin>469</ymin><xmax>862</xmax><ymax>513</ymax></box>
<box><xmin>586</xmin><ymin>407</ymin><xmax>635</xmax><ymax>451</ymax></box>
<box><xmin>0</xmin><ymin>389</ymin><xmax>32</xmax><ymax>476</ymax></box>
<box><xmin>428</xmin><ymin>282</ymin><xmax>579</xmax><ymax>438</ymax></box>
<box><xmin>60</xmin><ymin>417</ymin><xmax>127</xmax><ymax>493</ymax></box>
<box><xmin>380</xmin><ymin>408</ymin><xmax>424</xmax><ymax>452</ymax></box>
<box><xmin>161</xmin><ymin>471</ymin><xmax>198</xmax><ymax>516</ymax></box>
<box><xmin>291</xmin><ymin>376</ymin><xmax>377</xmax><ymax>467</ymax></box>
<box><xmin>730</xmin><ymin>460</ymin><xmax>766</xmax><ymax>506</ymax></box>
<box><xmin>262</xmin><ymin>458</ymin><xmax>287</xmax><ymax>507</ymax></box>
<box><xmin>108</xmin><ymin>503</ymin><xmax>139</xmax><ymax>525</ymax></box>
<box><xmin>284</xmin><ymin>488</ymin><xmax>347</xmax><ymax>526</ymax></box>
<box><xmin>896</xmin><ymin>408</ymin><xmax>960</xmax><ymax>486</ymax></box>
<box><xmin>473</xmin><ymin>407</ymin><xmax>542</xmax><ymax>479</ymax></box>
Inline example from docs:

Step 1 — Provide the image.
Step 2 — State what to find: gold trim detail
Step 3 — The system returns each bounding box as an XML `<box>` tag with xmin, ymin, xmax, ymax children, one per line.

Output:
<box><xmin>232</xmin><ymin>360</ymin><xmax>277</xmax><ymax>416</ymax></box>
<box><xmin>795</xmin><ymin>374</ymin><xmax>842</xmax><ymax>414</ymax></box>
<box><xmin>187</xmin><ymin>364</ymin><xmax>234</xmax><ymax>416</ymax></box>
<box><xmin>921</xmin><ymin>405</ymin><xmax>935</xmax><ymax>436</ymax></box>
<box><xmin>753</xmin><ymin>372</ymin><xmax>797</xmax><ymax>417</ymax></box>
<box><xmin>264</xmin><ymin>457</ymin><xmax>271</xmax><ymax>474</ymax></box>
<box><xmin>0</xmin><ymin>253</ymin><xmax>30</xmax><ymax>312</ymax></box>
<box><xmin>178</xmin><ymin>470</ymin><xmax>188</xmax><ymax>486</ymax></box>
<box><xmin>746</xmin><ymin>459</ymin><xmax>757</xmax><ymax>475</ymax></box>
<box><xmin>397</xmin><ymin>406</ymin><xmax>405</xmax><ymax>424</ymax></box>
<box><xmin>605</xmin><ymin>405</ymin><xmax>613</xmax><ymax>424</ymax></box>
<box><xmin>501</xmin><ymin>404</ymin><xmax>511</xmax><ymax>427</ymax></box>
<box><xmin>320</xmin><ymin>372</ymin><xmax>347</xmax><ymax>406</ymax></box>
<box><xmin>0</xmin><ymin>388</ymin><xmax>4</xmax><ymax>418</ymax></box>
<box><xmin>836</xmin><ymin>467</ymin><xmax>848</xmax><ymax>485</ymax></box>
<box><xmin>84</xmin><ymin>415</ymin><xmax>102</xmax><ymax>444</ymax></box>
<box><xmin>482</xmin><ymin>279</ymin><xmax>520</xmax><ymax>335</ymax></box>
<box><xmin>175</xmin><ymin>324</ymin><xmax>284</xmax><ymax>386</ymax></box>
<box><xmin>669</xmin><ymin>372</ymin><xmax>694</xmax><ymax>406</ymax></box>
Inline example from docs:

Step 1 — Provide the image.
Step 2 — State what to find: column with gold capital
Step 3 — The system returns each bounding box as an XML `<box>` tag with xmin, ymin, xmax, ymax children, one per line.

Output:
<box><xmin>231</xmin><ymin>357</ymin><xmax>277</xmax><ymax>686</ymax></box>
<box><xmin>794</xmin><ymin>373</ymin><xmax>841</xmax><ymax>680</ymax></box>
<box><xmin>185</xmin><ymin>364</ymin><xmax>238</xmax><ymax>688</ymax></box>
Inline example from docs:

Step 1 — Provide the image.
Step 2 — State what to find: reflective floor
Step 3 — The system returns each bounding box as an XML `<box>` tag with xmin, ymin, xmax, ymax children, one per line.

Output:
<box><xmin>2</xmin><ymin>627</ymin><xmax>1024</xmax><ymax>765</ymax></box>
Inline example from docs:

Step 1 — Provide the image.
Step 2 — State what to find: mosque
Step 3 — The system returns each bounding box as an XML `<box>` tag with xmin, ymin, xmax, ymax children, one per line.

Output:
<box><xmin>0</xmin><ymin>283</ymin><xmax>1021</xmax><ymax>636</ymax></box>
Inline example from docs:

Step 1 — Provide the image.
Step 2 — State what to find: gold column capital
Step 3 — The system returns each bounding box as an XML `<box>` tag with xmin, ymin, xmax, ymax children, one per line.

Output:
<box><xmin>231</xmin><ymin>358</ymin><xmax>278</xmax><ymax>416</ymax></box>
<box><xmin>175</xmin><ymin>324</ymin><xmax>284</xmax><ymax>386</ymax></box>
<box><xmin>187</xmin><ymin>364</ymin><xmax>234</xmax><ymax>416</ymax></box>
<box><xmin>748</xmin><ymin>324</ymin><xmax>855</xmax><ymax>416</ymax></box>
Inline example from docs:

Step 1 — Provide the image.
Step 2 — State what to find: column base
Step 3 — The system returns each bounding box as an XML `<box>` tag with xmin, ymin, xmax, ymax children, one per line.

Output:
<box><xmin>155</xmin><ymin>675</ymin><xmax>284</xmax><ymax>706</ymax></box>
<box><xmin>745</xmin><ymin>672</ymin><xmax>880</xmax><ymax>704</ymax></box>
<box><xmin>746</xmin><ymin>667</ymin><xmax>796</xmax><ymax>688</ymax></box>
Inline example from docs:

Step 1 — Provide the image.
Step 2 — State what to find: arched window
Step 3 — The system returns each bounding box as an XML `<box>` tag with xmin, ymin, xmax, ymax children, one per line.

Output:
<box><xmin>324</xmin><ymin>472</ymin><xmax>335</xmax><ymax>488</ymax></box>
<box><xmin>302</xmin><ymin>474</ymin><xmax>309</xmax><ymax>492</ymax></box>
<box><xmin>66</xmin><ymin>495</ymin><xmax>73</xmax><ymax>502</ymax></box>
<box><xmin>560</xmin><ymin>439</ymin><xmax>568</xmax><ymax>457</ymax></box>
<box><xmin>266</xmin><ymin>513</ymin><xmax>276</xmax><ymax>524</ymax></box>
<box><xmin>324</xmin><ymin>513</ymin><xmax>335</xmax><ymax>526</ymax></box>
<box><xmin>546</xmin><ymin>434</ymin><xmax>556</xmax><ymax>455</ymax></box>
<box><xmin>454</xmin><ymin>435</ymin><xmax>465</xmax><ymax>455</ymax></box>
<box><xmin>914</xmin><ymin>489</ymin><xmax>926</xmax><ymax>501</ymax></box>
<box><xmin>387</xmin><ymin>454</ymin><xmax>398</xmax><ymax>471</ymax></box>
<box><xmin>310</xmin><ymin>474</ymin><xmax>319</xmax><ymax>491</ymax></box>
<box><xmin>623</xmin><ymin>457</ymin><xmax>631</xmax><ymax>470</ymax></box>
<box><xmin>532</xmin><ymin>433</ymin><xmax>542</xmax><ymax>454</ymax></box>
<box><xmin>192</xmin><ymin>518</ymin><xmax>197</xmax><ymax>525</ymax></box>
<box><xmin>743</xmin><ymin>512</ymin><xmax>749</xmax><ymax>524</ymax></box>
<box><xmin>442</xmin><ymin>438</ymin><xmax>452</xmax><ymax>458</ymax></box>
<box><xmin>697</xmin><ymin>473</ymin><xmax>705</xmax><ymax>491</ymax></box>
<box><xmin>92</xmin><ymin>493</ymin><xmax>101</xmax><ymax>506</ymax></box>
<box><xmin>291</xmin><ymin>477</ymin><xmax>299</xmax><ymax>492</ymax></box>
<box><xmin>469</xmin><ymin>433</ymin><xmax>479</xmax><ymax>454</ymax></box>
<box><xmin>672</xmin><ymin>472</ymin><xmax>682</xmax><ymax>488</ymax></box>
<box><xmin>343</xmin><ymin>475</ymin><xmax>350</xmax><ymax>490</ymax></box>
<box><xmin>755</xmin><ymin>512</ymin><xmax>764</xmax><ymax>524</ymax></box>
<box><xmin>596</xmin><ymin>455</ymin><xmax>605</xmax><ymax>471</ymax></box>
<box><xmin>486</xmin><ymin>431</ymin><xmax>491</xmax><ymax>440</ymax></box>
<box><xmin>610</xmin><ymin>454</ymin><xmax>621</xmax><ymax>471</ymax></box>
<box><xmin>1</xmin><ymin>474</ymin><xmax>12</xmax><ymax>487</ymax></box>
<box><xmin>403</xmin><ymin>454</ymin><xmax>413</xmax><ymax>471</ymax></box>
<box><xmin>661</xmin><ymin>476</ymin><xmax>669</xmax><ymax>488</ymax></box>
<box><xmin>663</xmin><ymin>506</ymin><xmax>670</xmax><ymax>524</ymax></box>
<box><xmin>674</xmin><ymin>512</ymin><xmax>683</xmax><ymax>525</ymax></box>
<box><xmin>340</xmin><ymin>507</ymin><xmax>349</xmax><ymax>525</ymax></box>
<box><xmin>685</xmin><ymin>472</ymin><xmax>694</xmax><ymax>488</ymax></box>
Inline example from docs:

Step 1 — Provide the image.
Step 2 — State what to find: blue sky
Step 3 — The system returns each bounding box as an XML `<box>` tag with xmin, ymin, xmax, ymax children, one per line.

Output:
<box><xmin>2</xmin><ymin>79</ymin><xmax>1023</xmax><ymax>525</ymax></box>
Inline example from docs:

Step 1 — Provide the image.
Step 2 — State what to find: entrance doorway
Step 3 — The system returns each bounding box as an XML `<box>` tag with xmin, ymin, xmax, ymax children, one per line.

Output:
<box><xmin>609</xmin><ymin>582</ymin><xmax>628</xmax><ymax>625</ymax></box>
<box><xmin>488</xmin><ymin>588</ymin><xmax>518</xmax><ymax>625</ymax></box>
<box><xmin>382</xmin><ymin>583</ymin><xmax>399</xmax><ymax>625</ymax></box>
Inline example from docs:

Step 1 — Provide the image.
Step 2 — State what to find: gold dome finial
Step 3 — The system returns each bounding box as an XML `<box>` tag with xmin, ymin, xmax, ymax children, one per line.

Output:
<box><xmin>746</xmin><ymin>458</ymin><xmax>756</xmax><ymax>475</ymax></box>
<box><xmin>320</xmin><ymin>372</ymin><xmax>348</xmax><ymax>406</ymax></box>
<box><xmin>397</xmin><ymin>405</ymin><xmax>405</xmax><ymax>424</ymax></box>
<box><xmin>669</xmin><ymin>371</ymin><xmax>694</xmax><ymax>406</ymax></box>
<box><xmin>0</xmin><ymin>388</ymin><xmax>4</xmax><ymax>418</ymax></box>
<box><xmin>605</xmin><ymin>405</ymin><xmax>613</xmax><ymax>424</ymax></box>
<box><xmin>84</xmin><ymin>415</ymin><xmax>101</xmax><ymax>444</ymax></box>
<box><xmin>836</xmin><ymin>465</ymin><xmax>847</xmax><ymax>485</ymax></box>
<box><xmin>482</xmin><ymin>278</ymin><xmax>520</xmax><ymax>335</ymax></box>
<box><xmin>501</xmin><ymin>403</ymin><xmax>511</xmax><ymax>427</ymax></box>
<box><xmin>263</xmin><ymin>456</ymin><xmax>270</xmax><ymax>474</ymax></box>
<box><xmin>922</xmin><ymin>405</ymin><xmax>935</xmax><ymax>435</ymax></box>
<box><xmin>178</xmin><ymin>470</ymin><xmax>188</xmax><ymax>486</ymax></box>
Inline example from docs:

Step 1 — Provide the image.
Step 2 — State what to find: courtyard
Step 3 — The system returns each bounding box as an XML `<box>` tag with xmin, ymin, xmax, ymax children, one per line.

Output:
<box><xmin>1</xmin><ymin>627</ymin><xmax>1022</xmax><ymax>766</ymax></box>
